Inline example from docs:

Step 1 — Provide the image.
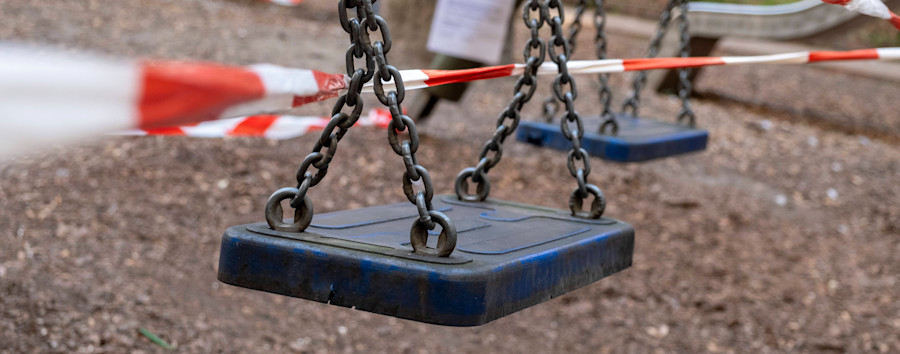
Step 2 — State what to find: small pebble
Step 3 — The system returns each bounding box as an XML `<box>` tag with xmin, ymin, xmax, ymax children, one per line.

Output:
<box><xmin>217</xmin><ymin>179</ymin><xmax>230</xmax><ymax>190</ymax></box>
<box><xmin>858</xmin><ymin>135</ymin><xmax>871</xmax><ymax>146</ymax></box>
<box><xmin>646</xmin><ymin>324</ymin><xmax>669</xmax><ymax>339</ymax></box>
<box><xmin>775</xmin><ymin>194</ymin><xmax>788</xmax><ymax>206</ymax></box>
<box><xmin>759</xmin><ymin>120</ymin><xmax>774</xmax><ymax>131</ymax></box>
<box><xmin>337</xmin><ymin>326</ymin><xmax>348</xmax><ymax>336</ymax></box>
<box><xmin>838</xmin><ymin>224</ymin><xmax>849</xmax><ymax>235</ymax></box>
<box><xmin>827</xmin><ymin>188</ymin><xmax>839</xmax><ymax>201</ymax></box>
<box><xmin>807</xmin><ymin>136</ymin><xmax>819</xmax><ymax>147</ymax></box>
<box><xmin>289</xmin><ymin>337</ymin><xmax>311</xmax><ymax>352</ymax></box>
<box><xmin>831</xmin><ymin>162</ymin><xmax>843</xmax><ymax>172</ymax></box>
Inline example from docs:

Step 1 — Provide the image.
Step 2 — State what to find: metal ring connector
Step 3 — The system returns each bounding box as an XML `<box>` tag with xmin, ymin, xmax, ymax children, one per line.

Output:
<box><xmin>677</xmin><ymin>109</ymin><xmax>696</xmax><ymax>126</ymax></box>
<box><xmin>410</xmin><ymin>210</ymin><xmax>457</xmax><ymax>257</ymax></box>
<box><xmin>569</xmin><ymin>184</ymin><xmax>606</xmax><ymax>219</ymax></box>
<box><xmin>455</xmin><ymin>167</ymin><xmax>490</xmax><ymax>202</ymax></box>
<box><xmin>599</xmin><ymin>117</ymin><xmax>619</xmax><ymax>136</ymax></box>
<box><xmin>265</xmin><ymin>187</ymin><xmax>314</xmax><ymax>232</ymax></box>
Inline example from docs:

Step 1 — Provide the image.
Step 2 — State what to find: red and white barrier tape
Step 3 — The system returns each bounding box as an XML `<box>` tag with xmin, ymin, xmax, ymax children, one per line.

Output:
<box><xmin>2</xmin><ymin>46</ymin><xmax>899</xmax><ymax>156</ymax></box>
<box><xmin>116</xmin><ymin>108</ymin><xmax>392</xmax><ymax>139</ymax></box>
<box><xmin>363</xmin><ymin>47</ymin><xmax>900</xmax><ymax>93</ymax></box>
<box><xmin>822</xmin><ymin>0</ymin><xmax>900</xmax><ymax>29</ymax></box>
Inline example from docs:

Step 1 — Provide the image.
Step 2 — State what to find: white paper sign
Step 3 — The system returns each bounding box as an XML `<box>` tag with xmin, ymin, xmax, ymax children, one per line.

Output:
<box><xmin>426</xmin><ymin>0</ymin><xmax>517</xmax><ymax>65</ymax></box>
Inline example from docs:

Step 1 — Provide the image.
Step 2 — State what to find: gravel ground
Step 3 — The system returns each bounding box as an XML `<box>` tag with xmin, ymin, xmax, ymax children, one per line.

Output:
<box><xmin>1</xmin><ymin>1</ymin><xmax>899</xmax><ymax>353</ymax></box>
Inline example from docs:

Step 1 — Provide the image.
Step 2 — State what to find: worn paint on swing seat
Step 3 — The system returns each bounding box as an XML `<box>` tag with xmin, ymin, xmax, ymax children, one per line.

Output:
<box><xmin>217</xmin><ymin>196</ymin><xmax>634</xmax><ymax>326</ymax></box>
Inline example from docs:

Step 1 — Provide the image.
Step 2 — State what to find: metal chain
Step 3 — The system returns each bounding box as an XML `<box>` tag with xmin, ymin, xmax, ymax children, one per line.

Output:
<box><xmin>676</xmin><ymin>0</ymin><xmax>697</xmax><ymax>126</ymax></box>
<box><xmin>541</xmin><ymin>0</ymin><xmax>587</xmax><ymax>123</ymax></box>
<box><xmin>456</xmin><ymin>0</ymin><xmax>547</xmax><ymax>202</ymax></box>
<box><xmin>266</xmin><ymin>0</ymin><xmax>457</xmax><ymax>257</ymax></box>
<box><xmin>546</xmin><ymin>0</ymin><xmax>606</xmax><ymax>219</ymax></box>
<box><xmin>593</xmin><ymin>0</ymin><xmax>619</xmax><ymax>135</ymax></box>
<box><xmin>620</xmin><ymin>0</ymin><xmax>680</xmax><ymax>118</ymax></box>
<box><xmin>264</xmin><ymin>0</ymin><xmax>373</xmax><ymax>234</ymax></box>
<box><xmin>366</xmin><ymin>0</ymin><xmax>457</xmax><ymax>257</ymax></box>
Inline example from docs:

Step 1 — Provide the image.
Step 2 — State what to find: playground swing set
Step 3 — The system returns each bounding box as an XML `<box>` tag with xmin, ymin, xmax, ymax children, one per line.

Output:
<box><xmin>0</xmin><ymin>0</ymin><xmax>895</xmax><ymax>330</ymax></box>
<box><xmin>214</xmin><ymin>0</ymin><xmax>897</xmax><ymax>326</ymax></box>
<box><xmin>217</xmin><ymin>0</ymin><xmax>640</xmax><ymax>327</ymax></box>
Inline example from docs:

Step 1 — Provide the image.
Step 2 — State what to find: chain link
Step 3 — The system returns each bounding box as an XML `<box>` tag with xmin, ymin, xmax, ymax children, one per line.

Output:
<box><xmin>541</xmin><ymin>0</ymin><xmax>586</xmax><ymax>122</ymax></box>
<box><xmin>592</xmin><ymin>0</ymin><xmax>618</xmax><ymax>135</ymax></box>
<box><xmin>366</xmin><ymin>0</ymin><xmax>457</xmax><ymax>257</ymax></box>
<box><xmin>457</xmin><ymin>0</ymin><xmax>605</xmax><ymax>219</ymax></box>
<box><xmin>676</xmin><ymin>0</ymin><xmax>697</xmax><ymax>126</ymax></box>
<box><xmin>546</xmin><ymin>0</ymin><xmax>606</xmax><ymax>219</ymax></box>
<box><xmin>266</xmin><ymin>0</ymin><xmax>457</xmax><ymax>257</ymax></box>
<box><xmin>456</xmin><ymin>0</ymin><xmax>547</xmax><ymax>202</ymax></box>
<box><xmin>620</xmin><ymin>0</ymin><xmax>679</xmax><ymax>118</ymax></box>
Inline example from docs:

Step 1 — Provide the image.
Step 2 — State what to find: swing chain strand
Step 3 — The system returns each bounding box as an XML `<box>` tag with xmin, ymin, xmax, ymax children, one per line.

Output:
<box><xmin>365</xmin><ymin>0</ymin><xmax>457</xmax><ymax>257</ymax></box>
<box><xmin>266</xmin><ymin>0</ymin><xmax>458</xmax><ymax>257</ymax></box>
<box><xmin>676</xmin><ymin>0</ymin><xmax>697</xmax><ymax>126</ymax></box>
<box><xmin>264</xmin><ymin>0</ymin><xmax>377</xmax><ymax>233</ymax></box>
<box><xmin>620</xmin><ymin>0</ymin><xmax>679</xmax><ymax>118</ymax></box>
<box><xmin>541</xmin><ymin>0</ymin><xmax>586</xmax><ymax>123</ymax></box>
<box><xmin>594</xmin><ymin>0</ymin><xmax>618</xmax><ymax>135</ymax></box>
<box><xmin>546</xmin><ymin>0</ymin><xmax>606</xmax><ymax>219</ymax></box>
<box><xmin>456</xmin><ymin>0</ymin><xmax>547</xmax><ymax>202</ymax></box>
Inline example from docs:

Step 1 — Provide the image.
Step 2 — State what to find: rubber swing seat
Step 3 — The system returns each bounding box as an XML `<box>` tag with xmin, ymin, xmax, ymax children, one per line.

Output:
<box><xmin>217</xmin><ymin>195</ymin><xmax>634</xmax><ymax>326</ymax></box>
<box><xmin>516</xmin><ymin>113</ymin><xmax>708</xmax><ymax>162</ymax></box>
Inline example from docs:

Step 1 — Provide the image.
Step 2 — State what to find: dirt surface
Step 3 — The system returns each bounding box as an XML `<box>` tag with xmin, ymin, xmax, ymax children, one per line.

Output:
<box><xmin>1</xmin><ymin>0</ymin><xmax>900</xmax><ymax>353</ymax></box>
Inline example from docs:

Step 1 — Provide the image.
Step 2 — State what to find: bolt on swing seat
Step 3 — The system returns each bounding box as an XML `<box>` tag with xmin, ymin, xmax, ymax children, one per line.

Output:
<box><xmin>517</xmin><ymin>0</ymin><xmax>708</xmax><ymax>162</ymax></box>
<box><xmin>218</xmin><ymin>0</ymin><xmax>634</xmax><ymax>327</ymax></box>
<box><xmin>517</xmin><ymin>113</ymin><xmax>708</xmax><ymax>162</ymax></box>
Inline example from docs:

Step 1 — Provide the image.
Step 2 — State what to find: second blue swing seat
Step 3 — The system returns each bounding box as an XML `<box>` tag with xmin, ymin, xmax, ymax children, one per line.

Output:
<box><xmin>517</xmin><ymin>113</ymin><xmax>708</xmax><ymax>162</ymax></box>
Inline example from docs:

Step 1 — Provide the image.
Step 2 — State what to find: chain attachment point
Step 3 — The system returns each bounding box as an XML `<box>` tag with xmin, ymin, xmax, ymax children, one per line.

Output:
<box><xmin>569</xmin><ymin>184</ymin><xmax>606</xmax><ymax>219</ymax></box>
<box><xmin>265</xmin><ymin>187</ymin><xmax>314</xmax><ymax>232</ymax></box>
<box><xmin>410</xmin><ymin>210</ymin><xmax>457</xmax><ymax>257</ymax></box>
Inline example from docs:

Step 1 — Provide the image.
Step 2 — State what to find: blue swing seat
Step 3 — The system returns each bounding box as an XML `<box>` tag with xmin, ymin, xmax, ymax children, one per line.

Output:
<box><xmin>217</xmin><ymin>195</ymin><xmax>633</xmax><ymax>326</ymax></box>
<box><xmin>517</xmin><ymin>113</ymin><xmax>708</xmax><ymax>162</ymax></box>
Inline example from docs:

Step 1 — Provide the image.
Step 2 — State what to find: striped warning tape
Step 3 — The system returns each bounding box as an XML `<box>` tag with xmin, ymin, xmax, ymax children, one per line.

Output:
<box><xmin>0</xmin><ymin>46</ymin><xmax>345</xmax><ymax>157</ymax></box>
<box><xmin>116</xmin><ymin>108</ymin><xmax>392</xmax><ymax>139</ymax></box>
<box><xmin>2</xmin><ymin>45</ymin><xmax>899</xmax><ymax>156</ymax></box>
<box><xmin>822</xmin><ymin>0</ymin><xmax>900</xmax><ymax>29</ymax></box>
<box><xmin>136</xmin><ymin>48</ymin><xmax>900</xmax><ymax>138</ymax></box>
<box><xmin>363</xmin><ymin>48</ymin><xmax>900</xmax><ymax>93</ymax></box>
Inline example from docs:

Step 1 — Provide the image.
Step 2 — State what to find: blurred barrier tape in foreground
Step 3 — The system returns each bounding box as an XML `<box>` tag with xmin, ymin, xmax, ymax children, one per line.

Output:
<box><xmin>115</xmin><ymin>109</ymin><xmax>392</xmax><ymax>139</ymax></box>
<box><xmin>0</xmin><ymin>47</ymin><xmax>345</xmax><ymax>157</ymax></box>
